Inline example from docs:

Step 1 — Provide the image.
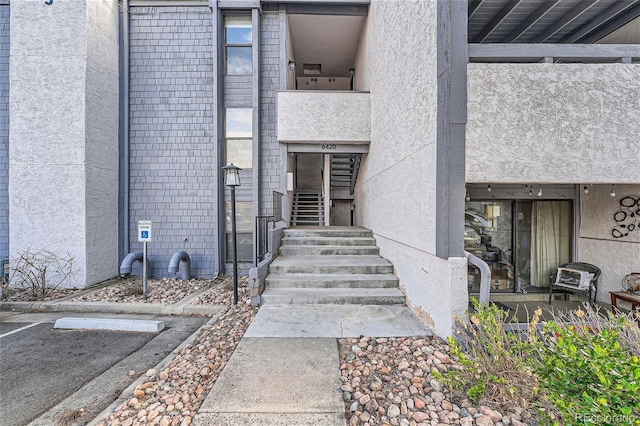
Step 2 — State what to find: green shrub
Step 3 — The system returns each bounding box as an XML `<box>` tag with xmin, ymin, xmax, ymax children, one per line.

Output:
<box><xmin>444</xmin><ymin>300</ymin><xmax>640</xmax><ymax>425</ymax></box>
<box><xmin>441</xmin><ymin>299</ymin><xmax>557</xmax><ymax>423</ymax></box>
<box><xmin>531</xmin><ymin>309</ymin><xmax>640</xmax><ymax>425</ymax></box>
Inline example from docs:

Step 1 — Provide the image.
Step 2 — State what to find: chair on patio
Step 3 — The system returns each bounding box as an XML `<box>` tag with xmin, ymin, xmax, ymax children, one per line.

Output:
<box><xmin>548</xmin><ymin>262</ymin><xmax>601</xmax><ymax>306</ymax></box>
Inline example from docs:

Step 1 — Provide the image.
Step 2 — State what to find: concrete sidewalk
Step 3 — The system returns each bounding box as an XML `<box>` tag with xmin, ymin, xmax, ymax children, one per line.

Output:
<box><xmin>193</xmin><ymin>304</ymin><xmax>431</xmax><ymax>426</ymax></box>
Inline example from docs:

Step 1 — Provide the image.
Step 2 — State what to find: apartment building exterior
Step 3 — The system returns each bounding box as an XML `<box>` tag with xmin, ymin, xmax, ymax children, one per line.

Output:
<box><xmin>3</xmin><ymin>0</ymin><xmax>639</xmax><ymax>335</ymax></box>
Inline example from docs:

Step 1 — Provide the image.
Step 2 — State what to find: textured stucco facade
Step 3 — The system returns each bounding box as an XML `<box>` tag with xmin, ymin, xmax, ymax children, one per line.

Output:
<box><xmin>9</xmin><ymin>0</ymin><xmax>119</xmax><ymax>288</ymax></box>
<box><xmin>354</xmin><ymin>0</ymin><xmax>466</xmax><ymax>336</ymax></box>
<box><xmin>579</xmin><ymin>184</ymin><xmax>640</xmax><ymax>305</ymax></box>
<box><xmin>277</xmin><ymin>91</ymin><xmax>370</xmax><ymax>144</ymax></box>
<box><xmin>467</xmin><ymin>63</ymin><xmax>640</xmax><ymax>184</ymax></box>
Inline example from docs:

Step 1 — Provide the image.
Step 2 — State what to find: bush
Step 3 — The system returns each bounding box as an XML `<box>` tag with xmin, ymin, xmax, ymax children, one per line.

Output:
<box><xmin>440</xmin><ymin>299</ymin><xmax>559</xmax><ymax>423</ymax></box>
<box><xmin>532</xmin><ymin>307</ymin><xmax>640</xmax><ymax>425</ymax></box>
<box><xmin>444</xmin><ymin>300</ymin><xmax>640</xmax><ymax>425</ymax></box>
<box><xmin>5</xmin><ymin>247</ymin><xmax>76</xmax><ymax>300</ymax></box>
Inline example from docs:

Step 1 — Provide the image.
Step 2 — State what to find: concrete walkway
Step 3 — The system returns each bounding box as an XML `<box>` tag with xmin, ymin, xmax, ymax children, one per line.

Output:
<box><xmin>193</xmin><ymin>304</ymin><xmax>431</xmax><ymax>426</ymax></box>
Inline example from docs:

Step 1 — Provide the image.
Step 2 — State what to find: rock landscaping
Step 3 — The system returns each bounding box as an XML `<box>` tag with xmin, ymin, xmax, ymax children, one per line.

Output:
<box><xmin>94</xmin><ymin>283</ymin><xmax>256</xmax><ymax>426</ymax></box>
<box><xmin>71</xmin><ymin>278</ymin><xmax>210</xmax><ymax>305</ymax></box>
<box><xmin>339</xmin><ymin>337</ymin><xmax>528</xmax><ymax>426</ymax></box>
<box><xmin>2</xmin><ymin>287</ymin><xmax>79</xmax><ymax>302</ymax></box>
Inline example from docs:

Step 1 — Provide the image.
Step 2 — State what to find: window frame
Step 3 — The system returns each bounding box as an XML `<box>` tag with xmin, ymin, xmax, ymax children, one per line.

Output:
<box><xmin>224</xmin><ymin>107</ymin><xmax>253</xmax><ymax>169</ymax></box>
<box><xmin>224</xmin><ymin>14</ymin><xmax>252</xmax><ymax>76</ymax></box>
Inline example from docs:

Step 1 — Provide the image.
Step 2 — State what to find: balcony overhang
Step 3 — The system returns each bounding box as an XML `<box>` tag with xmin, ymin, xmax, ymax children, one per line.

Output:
<box><xmin>277</xmin><ymin>91</ymin><xmax>371</xmax><ymax>147</ymax></box>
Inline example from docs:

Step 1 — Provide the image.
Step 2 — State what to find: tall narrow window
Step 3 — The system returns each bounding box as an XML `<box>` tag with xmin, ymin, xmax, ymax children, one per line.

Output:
<box><xmin>225</xmin><ymin>15</ymin><xmax>252</xmax><ymax>75</ymax></box>
<box><xmin>225</xmin><ymin>108</ymin><xmax>252</xmax><ymax>169</ymax></box>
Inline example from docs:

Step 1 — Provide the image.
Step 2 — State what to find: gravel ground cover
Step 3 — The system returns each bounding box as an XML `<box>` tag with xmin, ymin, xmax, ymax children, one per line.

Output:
<box><xmin>70</xmin><ymin>278</ymin><xmax>211</xmax><ymax>305</ymax></box>
<box><xmin>191</xmin><ymin>276</ymin><xmax>250</xmax><ymax>306</ymax></box>
<box><xmin>339</xmin><ymin>337</ymin><xmax>530</xmax><ymax>426</ymax></box>
<box><xmin>2</xmin><ymin>287</ymin><xmax>79</xmax><ymax>302</ymax></box>
<box><xmin>94</xmin><ymin>282</ymin><xmax>256</xmax><ymax>426</ymax></box>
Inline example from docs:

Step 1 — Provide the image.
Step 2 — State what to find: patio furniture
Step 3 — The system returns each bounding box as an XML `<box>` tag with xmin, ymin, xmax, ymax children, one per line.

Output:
<box><xmin>610</xmin><ymin>291</ymin><xmax>640</xmax><ymax>327</ymax></box>
<box><xmin>548</xmin><ymin>262</ymin><xmax>600</xmax><ymax>306</ymax></box>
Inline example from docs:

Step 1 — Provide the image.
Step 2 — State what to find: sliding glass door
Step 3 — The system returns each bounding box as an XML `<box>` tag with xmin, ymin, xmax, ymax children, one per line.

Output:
<box><xmin>466</xmin><ymin>200</ymin><xmax>572</xmax><ymax>293</ymax></box>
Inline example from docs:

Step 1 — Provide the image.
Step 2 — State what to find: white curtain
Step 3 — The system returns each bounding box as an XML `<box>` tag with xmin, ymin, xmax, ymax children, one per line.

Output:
<box><xmin>530</xmin><ymin>201</ymin><xmax>571</xmax><ymax>287</ymax></box>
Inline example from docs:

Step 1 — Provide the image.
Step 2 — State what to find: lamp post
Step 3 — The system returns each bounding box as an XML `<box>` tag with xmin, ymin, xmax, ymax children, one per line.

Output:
<box><xmin>222</xmin><ymin>163</ymin><xmax>241</xmax><ymax>305</ymax></box>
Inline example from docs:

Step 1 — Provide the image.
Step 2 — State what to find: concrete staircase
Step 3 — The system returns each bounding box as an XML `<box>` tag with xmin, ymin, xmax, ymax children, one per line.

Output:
<box><xmin>261</xmin><ymin>227</ymin><xmax>405</xmax><ymax>305</ymax></box>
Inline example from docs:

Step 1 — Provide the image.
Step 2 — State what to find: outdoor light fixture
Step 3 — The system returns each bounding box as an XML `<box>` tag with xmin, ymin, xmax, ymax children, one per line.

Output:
<box><xmin>222</xmin><ymin>163</ymin><xmax>241</xmax><ymax>305</ymax></box>
<box><xmin>465</xmin><ymin>189</ymin><xmax>470</xmax><ymax>201</ymax></box>
<box><xmin>583</xmin><ymin>185</ymin><xmax>589</xmax><ymax>194</ymax></box>
<box><xmin>487</xmin><ymin>184</ymin><xmax>492</xmax><ymax>192</ymax></box>
<box><xmin>288</xmin><ymin>60</ymin><xmax>296</xmax><ymax>71</ymax></box>
<box><xmin>537</xmin><ymin>186</ymin><xmax>543</xmax><ymax>197</ymax></box>
<box><xmin>611</xmin><ymin>185</ymin><xmax>616</xmax><ymax>197</ymax></box>
<box><xmin>223</xmin><ymin>163</ymin><xmax>241</xmax><ymax>187</ymax></box>
<box><xmin>349</xmin><ymin>68</ymin><xmax>356</xmax><ymax>91</ymax></box>
<box><xmin>528</xmin><ymin>186</ymin><xmax>533</xmax><ymax>196</ymax></box>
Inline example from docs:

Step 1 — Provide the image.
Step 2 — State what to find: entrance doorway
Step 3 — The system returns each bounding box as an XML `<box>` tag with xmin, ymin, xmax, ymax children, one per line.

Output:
<box><xmin>290</xmin><ymin>152</ymin><xmax>360</xmax><ymax>226</ymax></box>
<box><xmin>465</xmin><ymin>199</ymin><xmax>572</xmax><ymax>293</ymax></box>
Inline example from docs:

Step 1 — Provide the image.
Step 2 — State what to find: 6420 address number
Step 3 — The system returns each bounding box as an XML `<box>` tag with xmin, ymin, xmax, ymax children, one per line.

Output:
<box><xmin>322</xmin><ymin>144</ymin><xmax>337</xmax><ymax>150</ymax></box>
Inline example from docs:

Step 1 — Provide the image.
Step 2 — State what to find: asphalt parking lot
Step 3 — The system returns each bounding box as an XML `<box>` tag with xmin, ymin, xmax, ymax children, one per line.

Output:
<box><xmin>0</xmin><ymin>312</ymin><xmax>208</xmax><ymax>426</ymax></box>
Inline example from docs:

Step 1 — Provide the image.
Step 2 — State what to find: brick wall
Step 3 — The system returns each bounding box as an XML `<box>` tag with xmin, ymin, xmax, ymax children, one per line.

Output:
<box><xmin>0</xmin><ymin>6</ymin><xmax>8</xmax><ymax>260</ymax></box>
<box><xmin>129</xmin><ymin>6</ymin><xmax>217</xmax><ymax>278</ymax></box>
<box><xmin>259</xmin><ymin>11</ymin><xmax>282</xmax><ymax>216</ymax></box>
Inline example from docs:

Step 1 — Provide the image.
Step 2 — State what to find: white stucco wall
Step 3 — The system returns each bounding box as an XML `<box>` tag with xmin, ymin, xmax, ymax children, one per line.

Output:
<box><xmin>277</xmin><ymin>91</ymin><xmax>370</xmax><ymax>143</ymax></box>
<box><xmin>578</xmin><ymin>184</ymin><xmax>640</xmax><ymax>306</ymax></box>
<box><xmin>85</xmin><ymin>0</ymin><xmax>120</xmax><ymax>284</ymax></box>
<box><xmin>354</xmin><ymin>0</ymin><xmax>466</xmax><ymax>337</ymax></box>
<box><xmin>467</xmin><ymin>63</ymin><xmax>640</xmax><ymax>184</ymax></box>
<box><xmin>10</xmin><ymin>0</ymin><xmax>119</xmax><ymax>288</ymax></box>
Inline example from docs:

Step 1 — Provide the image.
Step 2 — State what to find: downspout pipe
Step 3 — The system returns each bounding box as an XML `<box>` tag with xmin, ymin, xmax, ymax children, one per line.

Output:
<box><xmin>168</xmin><ymin>251</ymin><xmax>191</xmax><ymax>281</ymax></box>
<box><xmin>121</xmin><ymin>0</ymin><xmax>131</xmax><ymax>257</ymax></box>
<box><xmin>120</xmin><ymin>251</ymin><xmax>144</xmax><ymax>276</ymax></box>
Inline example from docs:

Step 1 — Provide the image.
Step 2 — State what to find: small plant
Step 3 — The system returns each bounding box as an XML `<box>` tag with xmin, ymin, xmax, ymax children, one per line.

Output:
<box><xmin>122</xmin><ymin>277</ymin><xmax>143</xmax><ymax>296</ymax></box>
<box><xmin>6</xmin><ymin>246</ymin><xmax>76</xmax><ymax>300</ymax></box>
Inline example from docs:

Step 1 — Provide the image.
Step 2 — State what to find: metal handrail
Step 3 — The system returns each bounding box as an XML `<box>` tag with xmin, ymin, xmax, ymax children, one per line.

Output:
<box><xmin>272</xmin><ymin>191</ymin><xmax>284</xmax><ymax>222</ymax></box>
<box><xmin>255</xmin><ymin>215</ymin><xmax>274</xmax><ymax>265</ymax></box>
<box><xmin>465</xmin><ymin>251</ymin><xmax>491</xmax><ymax>305</ymax></box>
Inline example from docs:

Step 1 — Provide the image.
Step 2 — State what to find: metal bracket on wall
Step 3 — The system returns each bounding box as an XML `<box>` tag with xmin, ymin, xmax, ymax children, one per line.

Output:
<box><xmin>44</xmin><ymin>0</ymin><xmax>53</xmax><ymax>4</ymax></box>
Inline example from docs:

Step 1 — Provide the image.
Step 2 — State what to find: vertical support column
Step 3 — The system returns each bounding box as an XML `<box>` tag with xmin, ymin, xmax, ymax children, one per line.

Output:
<box><xmin>323</xmin><ymin>154</ymin><xmax>331</xmax><ymax>226</ymax></box>
<box><xmin>9</xmin><ymin>0</ymin><xmax>119</xmax><ymax>288</ymax></box>
<box><xmin>435</xmin><ymin>0</ymin><xmax>467</xmax><ymax>258</ymax></box>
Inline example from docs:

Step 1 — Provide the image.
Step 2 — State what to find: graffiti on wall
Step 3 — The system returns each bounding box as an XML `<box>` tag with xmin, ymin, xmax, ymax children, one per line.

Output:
<box><xmin>612</xmin><ymin>196</ymin><xmax>640</xmax><ymax>238</ymax></box>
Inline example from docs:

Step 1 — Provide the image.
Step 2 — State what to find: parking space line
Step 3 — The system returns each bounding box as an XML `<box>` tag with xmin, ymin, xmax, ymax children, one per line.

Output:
<box><xmin>0</xmin><ymin>322</ymin><xmax>42</xmax><ymax>339</ymax></box>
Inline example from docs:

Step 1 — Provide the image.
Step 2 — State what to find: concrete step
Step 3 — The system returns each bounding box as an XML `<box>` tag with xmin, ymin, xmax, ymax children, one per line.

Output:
<box><xmin>265</xmin><ymin>273</ymin><xmax>399</xmax><ymax>289</ymax></box>
<box><xmin>281</xmin><ymin>236</ymin><xmax>377</xmax><ymax>247</ymax></box>
<box><xmin>279</xmin><ymin>245</ymin><xmax>380</xmax><ymax>256</ymax></box>
<box><xmin>269</xmin><ymin>255</ymin><xmax>393</xmax><ymax>275</ymax></box>
<box><xmin>292</xmin><ymin>220</ymin><xmax>325</xmax><ymax>226</ymax></box>
<box><xmin>284</xmin><ymin>228</ymin><xmax>372</xmax><ymax>238</ymax></box>
<box><xmin>261</xmin><ymin>288</ymin><xmax>406</xmax><ymax>305</ymax></box>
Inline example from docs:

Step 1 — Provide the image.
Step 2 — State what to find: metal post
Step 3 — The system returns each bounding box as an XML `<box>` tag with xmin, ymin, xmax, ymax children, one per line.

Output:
<box><xmin>142</xmin><ymin>241</ymin><xmax>148</xmax><ymax>300</ymax></box>
<box><xmin>230</xmin><ymin>186</ymin><xmax>239</xmax><ymax>305</ymax></box>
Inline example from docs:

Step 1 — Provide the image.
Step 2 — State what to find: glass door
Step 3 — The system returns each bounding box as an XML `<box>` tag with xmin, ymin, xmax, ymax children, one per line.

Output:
<box><xmin>466</xmin><ymin>200</ymin><xmax>572</xmax><ymax>293</ymax></box>
<box><xmin>466</xmin><ymin>201</ymin><xmax>515</xmax><ymax>292</ymax></box>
